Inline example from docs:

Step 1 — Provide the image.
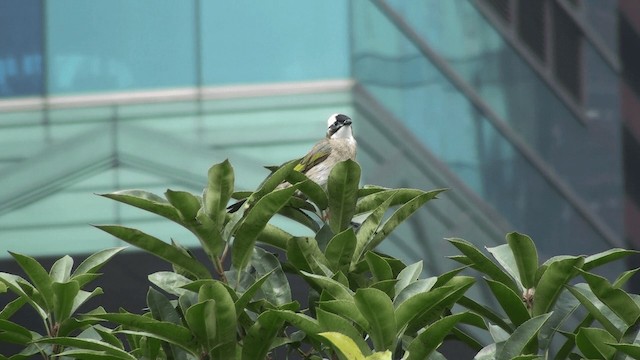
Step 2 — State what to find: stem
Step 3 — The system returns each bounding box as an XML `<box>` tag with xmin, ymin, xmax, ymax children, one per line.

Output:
<box><xmin>213</xmin><ymin>243</ymin><xmax>230</xmax><ymax>283</ymax></box>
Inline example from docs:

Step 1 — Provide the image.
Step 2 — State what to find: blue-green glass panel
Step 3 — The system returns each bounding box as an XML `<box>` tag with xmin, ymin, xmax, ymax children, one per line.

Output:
<box><xmin>47</xmin><ymin>0</ymin><xmax>195</xmax><ymax>94</ymax></box>
<box><xmin>380</xmin><ymin>0</ymin><xmax>622</xmax><ymax>237</ymax></box>
<box><xmin>352</xmin><ymin>0</ymin><xmax>621</xmax><ymax>260</ymax></box>
<box><xmin>201</xmin><ymin>1</ymin><xmax>349</xmax><ymax>84</ymax></box>
<box><xmin>0</xmin><ymin>0</ymin><xmax>44</xmax><ymax>97</ymax></box>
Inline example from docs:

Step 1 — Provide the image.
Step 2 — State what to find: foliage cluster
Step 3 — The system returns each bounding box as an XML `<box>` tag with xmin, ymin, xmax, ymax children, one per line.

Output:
<box><xmin>1</xmin><ymin>160</ymin><xmax>639</xmax><ymax>359</ymax></box>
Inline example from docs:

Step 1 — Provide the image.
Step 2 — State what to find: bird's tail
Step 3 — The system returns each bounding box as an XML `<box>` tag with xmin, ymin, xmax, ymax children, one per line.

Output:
<box><xmin>226</xmin><ymin>198</ymin><xmax>246</xmax><ymax>213</ymax></box>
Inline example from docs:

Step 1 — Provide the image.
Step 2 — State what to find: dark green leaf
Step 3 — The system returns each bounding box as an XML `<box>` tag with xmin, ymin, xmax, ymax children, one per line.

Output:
<box><xmin>301</xmin><ymin>271</ymin><xmax>354</xmax><ymax>301</ymax></box>
<box><xmin>50</xmin><ymin>255</ymin><xmax>73</xmax><ymax>283</ymax></box>
<box><xmin>319</xmin><ymin>300</ymin><xmax>368</xmax><ymax>331</ymax></box>
<box><xmin>256</xmin><ymin>223</ymin><xmax>292</xmax><ymax>250</ymax></box>
<box><xmin>447</xmin><ymin>238</ymin><xmax>518</xmax><ymax>293</ymax></box>
<box><xmin>485</xmin><ymin>278</ymin><xmax>530</xmax><ymax>327</ymax></box>
<box><xmin>232</xmin><ymin>185</ymin><xmax>298</xmax><ymax>270</ymax></box>
<box><xmin>235</xmin><ymin>269</ymin><xmax>275</xmax><ymax>316</ymax></box>
<box><xmin>394</xmin><ymin>278</ymin><xmax>437</xmax><ymax>307</ymax></box>
<box><xmin>278</xmin><ymin>206</ymin><xmax>320</xmax><ymax>232</ymax></box>
<box><xmin>575</xmin><ymin>327</ymin><xmax>616</xmax><ymax>360</ymax></box>
<box><xmin>317</xmin><ymin>308</ymin><xmax>371</xmax><ymax>356</ymax></box>
<box><xmin>365</xmin><ymin>252</ymin><xmax>394</xmax><ymax>282</ymax></box>
<box><xmin>0</xmin><ymin>319</ymin><xmax>32</xmax><ymax>345</ymax></box>
<box><xmin>368</xmin><ymin>190</ymin><xmax>444</xmax><ymax>251</ymax></box>
<box><xmin>95</xmin><ymin>225</ymin><xmax>211</xmax><ymax>279</ymax></box>
<box><xmin>34</xmin><ymin>337</ymin><xmax>136</xmax><ymax>359</ymax></box>
<box><xmin>579</xmin><ymin>269</ymin><xmax>640</xmax><ymax>326</ymax></box>
<box><xmin>285</xmin><ymin>170</ymin><xmax>329</xmax><ymax>210</ymax></box>
<box><xmin>148</xmin><ymin>271</ymin><xmax>191</xmax><ymax>297</ymax></box>
<box><xmin>185</xmin><ymin>300</ymin><xmax>217</xmax><ymax>351</ymax></box>
<box><xmin>204</xmin><ymin>159</ymin><xmax>234</xmax><ymax>227</ymax></box>
<box><xmin>354</xmin><ymin>288</ymin><xmax>396</xmax><ymax>351</ymax></box>
<box><xmin>506</xmin><ymin>232</ymin><xmax>538</xmax><ymax>289</ymax></box>
<box><xmin>199</xmin><ymin>282</ymin><xmax>237</xmax><ymax>358</ymax></box>
<box><xmin>92</xmin><ymin>312</ymin><xmax>197</xmax><ymax>354</ymax></box>
<box><xmin>325</xmin><ymin>228</ymin><xmax>357</xmax><ymax>272</ymax></box>
<box><xmin>0</xmin><ymin>297</ymin><xmax>26</xmax><ymax>320</ymax></box>
<box><xmin>242</xmin><ymin>311</ymin><xmax>285</xmax><ymax>360</ymax></box>
<box><xmin>328</xmin><ymin>159</ymin><xmax>361</xmax><ymax>234</ymax></box>
<box><xmin>608</xmin><ymin>343</ymin><xmax>640</xmax><ymax>358</ymax></box>
<box><xmin>252</xmin><ymin>247</ymin><xmax>292</xmax><ymax>306</ymax></box>
<box><xmin>583</xmin><ymin>248</ymin><xmax>639</xmax><ymax>271</ymax></box>
<box><xmin>99</xmin><ymin>190</ymin><xmax>181</xmax><ymax>222</ymax></box>
<box><xmin>52</xmin><ymin>280</ymin><xmax>80</xmax><ymax>322</ymax></box>
<box><xmin>407</xmin><ymin>312</ymin><xmax>475</xmax><ymax>360</ymax></box>
<box><xmin>9</xmin><ymin>252</ymin><xmax>54</xmax><ymax>311</ymax></box>
<box><xmin>287</xmin><ymin>236</ymin><xmax>330</xmax><ymax>275</ymax></box>
<box><xmin>497</xmin><ymin>313</ymin><xmax>552</xmax><ymax>360</ymax></box>
<box><xmin>73</xmin><ymin>247</ymin><xmax>126</xmax><ymax>278</ymax></box>
<box><xmin>165</xmin><ymin>190</ymin><xmax>201</xmax><ymax>224</ymax></box>
<box><xmin>147</xmin><ymin>287</ymin><xmax>181</xmax><ymax>325</ymax></box>
<box><xmin>566</xmin><ymin>285</ymin><xmax>622</xmax><ymax>339</ymax></box>
<box><xmin>532</xmin><ymin>256</ymin><xmax>584</xmax><ymax>317</ymax></box>
<box><xmin>355</xmin><ymin>188</ymin><xmax>424</xmax><ymax>215</ymax></box>
<box><xmin>352</xmin><ymin>194</ymin><xmax>396</xmax><ymax>268</ymax></box>
<box><xmin>394</xmin><ymin>260</ymin><xmax>423</xmax><ymax>296</ymax></box>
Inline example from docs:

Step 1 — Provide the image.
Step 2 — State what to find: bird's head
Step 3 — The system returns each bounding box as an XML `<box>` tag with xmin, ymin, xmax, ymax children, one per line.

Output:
<box><xmin>326</xmin><ymin>113</ymin><xmax>353</xmax><ymax>139</ymax></box>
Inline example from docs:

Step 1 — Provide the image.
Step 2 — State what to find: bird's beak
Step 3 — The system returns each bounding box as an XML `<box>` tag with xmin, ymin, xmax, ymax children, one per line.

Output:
<box><xmin>344</xmin><ymin>118</ymin><xmax>352</xmax><ymax>126</ymax></box>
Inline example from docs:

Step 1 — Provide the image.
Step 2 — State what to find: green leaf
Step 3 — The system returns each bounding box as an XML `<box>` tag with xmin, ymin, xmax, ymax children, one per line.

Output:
<box><xmin>608</xmin><ymin>343</ymin><xmax>640</xmax><ymax>358</ymax></box>
<box><xmin>354</xmin><ymin>288</ymin><xmax>396</xmax><ymax>351</ymax></box>
<box><xmin>496</xmin><ymin>313</ymin><xmax>552</xmax><ymax>360</ymax></box>
<box><xmin>486</xmin><ymin>244</ymin><xmax>523</xmax><ymax>291</ymax></box>
<box><xmin>278</xmin><ymin>206</ymin><xmax>320</xmax><ymax>232</ymax></box>
<box><xmin>199</xmin><ymin>282</ymin><xmax>237</xmax><ymax>358</ymax></box>
<box><xmin>34</xmin><ymin>337</ymin><xmax>136</xmax><ymax>360</ymax></box>
<box><xmin>532</xmin><ymin>256</ymin><xmax>584</xmax><ymax>317</ymax></box>
<box><xmin>252</xmin><ymin>247</ymin><xmax>292</xmax><ymax>306</ymax></box>
<box><xmin>73</xmin><ymin>247</ymin><xmax>127</xmax><ymax>278</ymax></box>
<box><xmin>579</xmin><ymin>269</ymin><xmax>640</xmax><ymax>326</ymax></box>
<box><xmin>0</xmin><ymin>272</ymin><xmax>47</xmax><ymax>319</ymax></box>
<box><xmin>352</xmin><ymin>194</ymin><xmax>396</xmax><ymax>268</ymax></box>
<box><xmin>317</xmin><ymin>308</ymin><xmax>371</xmax><ymax>356</ymax></box>
<box><xmin>242</xmin><ymin>311</ymin><xmax>285</xmax><ymax>360</ymax></box>
<box><xmin>447</xmin><ymin>238</ymin><xmax>518</xmax><ymax>293</ymax></box>
<box><xmin>394</xmin><ymin>278</ymin><xmax>437</xmax><ymax>307</ymax></box>
<box><xmin>325</xmin><ymin>228</ymin><xmax>357</xmax><ymax>272</ymax></box>
<box><xmin>575</xmin><ymin>327</ymin><xmax>616</xmax><ymax>360</ymax></box>
<box><xmin>319</xmin><ymin>300</ymin><xmax>369</xmax><ymax>331</ymax></box>
<box><xmin>148</xmin><ymin>271</ymin><xmax>192</xmax><ymax>297</ymax></box>
<box><xmin>566</xmin><ymin>284</ymin><xmax>622</xmax><ymax>339</ymax></box>
<box><xmin>365</xmin><ymin>252</ymin><xmax>394</xmax><ymax>282</ymax></box>
<box><xmin>328</xmin><ymin>159</ymin><xmax>361</xmax><ymax>233</ymax></box>
<box><xmin>368</xmin><ymin>190</ymin><xmax>444</xmax><ymax>251</ymax></box>
<box><xmin>9</xmin><ymin>252</ymin><xmax>54</xmax><ymax>311</ymax></box>
<box><xmin>394</xmin><ymin>260</ymin><xmax>423</xmax><ymax>296</ymax></box>
<box><xmin>287</xmin><ymin>236</ymin><xmax>330</xmax><ymax>275</ymax></box>
<box><xmin>91</xmin><ymin>312</ymin><xmax>197</xmax><ymax>354</ymax></box>
<box><xmin>319</xmin><ymin>331</ymin><xmax>367</xmax><ymax>360</ymax></box>
<box><xmin>301</xmin><ymin>271</ymin><xmax>354</xmax><ymax>301</ymax></box>
<box><xmin>0</xmin><ymin>297</ymin><xmax>26</xmax><ymax>320</ymax></box>
<box><xmin>583</xmin><ymin>248</ymin><xmax>639</xmax><ymax>271</ymax></box>
<box><xmin>185</xmin><ymin>300</ymin><xmax>217</xmax><ymax>351</ymax></box>
<box><xmin>271</xmin><ymin>310</ymin><xmax>322</xmax><ymax>335</ymax></box>
<box><xmin>232</xmin><ymin>185</ymin><xmax>298</xmax><ymax>270</ymax></box>
<box><xmin>612</xmin><ymin>268</ymin><xmax>640</xmax><ymax>288</ymax></box>
<box><xmin>506</xmin><ymin>232</ymin><xmax>538</xmax><ymax>289</ymax></box>
<box><xmin>256</xmin><ymin>223</ymin><xmax>292</xmax><ymax>250</ymax></box>
<box><xmin>70</xmin><ymin>288</ymin><xmax>104</xmax><ymax>319</ymax></box>
<box><xmin>95</xmin><ymin>225</ymin><xmax>211</xmax><ymax>279</ymax></box>
<box><xmin>407</xmin><ymin>312</ymin><xmax>475</xmax><ymax>360</ymax></box>
<box><xmin>485</xmin><ymin>278</ymin><xmax>531</xmax><ymax>327</ymax></box>
<box><xmin>204</xmin><ymin>160</ymin><xmax>235</xmax><ymax>227</ymax></box>
<box><xmin>99</xmin><ymin>190</ymin><xmax>181</xmax><ymax>222</ymax></box>
<box><xmin>285</xmin><ymin>170</ymin><xmax>329</xmax><ymax>210</ymax></box>
<box><xmin>251</xmin><ymin>159</ymin><xmax>299</xmax><ymax>203</ymax></box>
<box><xmin>355</xmin><ymin>188</ymin><xmax>424</xmax><ymax>215</ymax></box>
<box><xmin>234</xmin><ymin>269</ymin><xmax>275</xmax><ymax>316</ymax></box>
<box><xmin>147</xmin><ymin>287</ymin><xmax>182</xmax><ymax>325</ymax></box>
<box><xmin>165</xmin><ymin>190</ymin><xmax>201</xmax><ymax>223</ymax></box>
<box><xmin>50</xmin><ymin>255</ymin><xmax>74</xmax><ymax>283</ymax></box>
<box><xmin>52</xmin><ymin>280</ymin><xmax>80</xmax><ymax>322</ymax></box>
<box><xmin>538</xmin><ymin>289</ymin><xmax>580</xmax><ymax>351</ymax></box>
<box><xmin>396</xmin><ymin>277</ymin><xmax>475</xmax><ymax>334</ymax></box>
<box><xmin>0</xmin><ymin>319</ymin><xmax>33</xmax><ymax>345</ymax></box>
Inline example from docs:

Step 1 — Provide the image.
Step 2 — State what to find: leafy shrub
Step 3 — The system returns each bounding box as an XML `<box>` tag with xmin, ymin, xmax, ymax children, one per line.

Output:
<box><xmin>0</xmin><ymin>160</ymin><xmax>638</xmax><ymax>359</ymax></box>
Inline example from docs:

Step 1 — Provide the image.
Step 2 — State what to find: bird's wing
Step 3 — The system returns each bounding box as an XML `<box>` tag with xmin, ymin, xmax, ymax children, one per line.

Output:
<box><xmin>294</xmin><ymin>139</ymin><xmax>331</xmax><ymax>174</ymax></box>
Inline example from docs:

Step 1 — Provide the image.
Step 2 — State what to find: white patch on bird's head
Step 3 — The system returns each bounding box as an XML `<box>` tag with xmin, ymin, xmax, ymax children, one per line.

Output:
<box><xmin>326</xmin><ymin>113</ymin><xmax>354</xmax><ymax>139</ymax></box>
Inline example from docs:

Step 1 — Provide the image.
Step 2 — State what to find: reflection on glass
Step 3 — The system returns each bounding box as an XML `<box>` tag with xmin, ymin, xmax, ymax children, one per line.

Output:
<box><xmin>352</xmin><ymin>0</ymin><xmax>619</xmax><ymax>259</ymax></box>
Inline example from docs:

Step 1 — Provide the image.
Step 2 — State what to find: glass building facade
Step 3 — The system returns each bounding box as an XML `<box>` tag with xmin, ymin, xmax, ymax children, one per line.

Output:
<box><xmin>0</xmin><ymin>1</ymin><xmax>636</xmax><ymax>283</ymax></box>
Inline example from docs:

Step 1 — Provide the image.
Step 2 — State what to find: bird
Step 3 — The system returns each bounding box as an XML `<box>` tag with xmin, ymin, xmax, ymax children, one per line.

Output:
<box><xmin>227</xmin><ymin>113</ymin><xmax>357</xmax><ymax>212</ymax></box>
